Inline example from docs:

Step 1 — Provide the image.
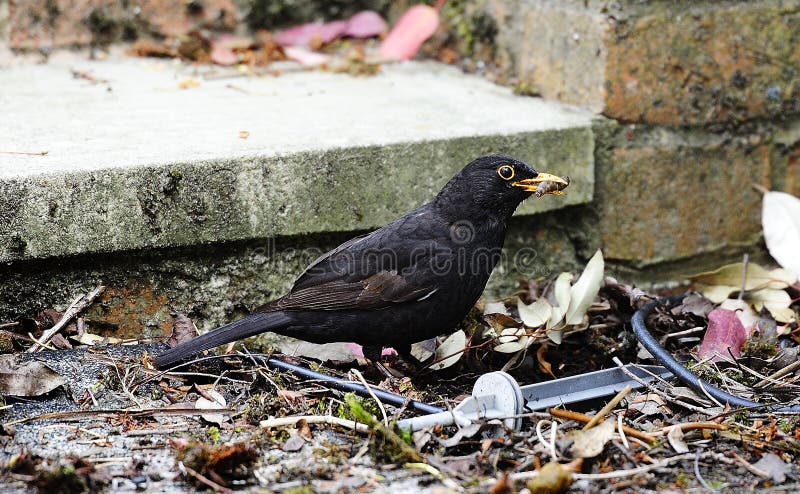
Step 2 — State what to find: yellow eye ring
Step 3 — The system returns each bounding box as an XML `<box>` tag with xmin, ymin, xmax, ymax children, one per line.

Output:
<box><xmin>497</xmin><ymin>165</ymin><xmax>515</xmax><ymax>180</ymax></box>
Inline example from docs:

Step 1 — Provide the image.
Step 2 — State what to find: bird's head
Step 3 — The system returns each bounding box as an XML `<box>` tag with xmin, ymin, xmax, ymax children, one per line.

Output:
<box><xmin>434</xmin><ymin>154</ymin><xmax>568</xmax><ymax>219</ymax></box>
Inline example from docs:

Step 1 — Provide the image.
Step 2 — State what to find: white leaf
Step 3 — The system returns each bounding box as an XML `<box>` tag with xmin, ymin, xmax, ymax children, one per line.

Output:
<box><xmin>564</xmin><ymin>250</ymin><xmax>605</xmax><ymax>325</ymax></box>
<box><xmin>546</xmin><ymin>329</ymin><xmax>563</xmax><ymax>344</ymax></box>
<box><xmin>546</xmin><ymin>272</ymin><xmax>573</xmax><ymax>329</ymax></box>
<box><xmin>493</xmin><ymin>338</ymin><xmax>528</xmax><ymax>353</ymax></box>
<box><xmin>746</xmin><ymin>288</ymin><xmax>794</xmax><ymax>323</ymax></box>
<box><xmin>517</xmin><ymin>298</ymin><xmax>552</xmax><ymax>327</ymax></box>
<box><xmin>763</xmin><ymin>191</ymin><xmax>800</xmax><ymax>276</ymax></box>
<box><xmin>196</xmin><ymin>389</ymin><xmax>227</xmax><ymax>426</ymax></box>
<box><xmin>554</xmin><ymin>272</ymin><xmax>573</xmax><ymax>309</ymax></box>
<box><xmin>700</xmin><ymin>284</ymin><xmax>738</xmax><ymax>304</ymax></box>
<box><xmin>667</xmin><ymin>427</ymin><xmax>689</xmax><ymax>453</ymax></box>
<box><xmin>483</xmin><ymin>301</ymin><xmax>510</xmax><ymax>316</ymax></box>
<box><xmin>430</xmin><ymin>330</ymin><xmax>466</xmax><ymax>370</ymax></box>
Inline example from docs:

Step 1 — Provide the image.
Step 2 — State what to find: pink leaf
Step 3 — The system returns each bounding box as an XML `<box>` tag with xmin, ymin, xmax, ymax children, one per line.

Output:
<box><xmin>345</xmin><ymin>10</ymin><xmax>388</xmax><ymax>38</ymax></box>
<box><xmin>698</xmin><ymin>308</ymin><xmax>748</xmax><ymax>362</ymax></box>
<box><xmin>210</xmin><ymin>43</ymin><xmax>237</xmax><ymax>66</ymax></box>
<box><xmin>283</xmin><ymin>46</ymin><xmax>331</xmax><ymax>67</ymax></box>
<box><xmin>274</xmin><ymin>20</ymin><xmax>348</xmax><ymax>47</ymax></box>
<box><xmin>379</xmin><ymin>4</ymin><xmax>440</xmax><ymax>60</ymax></box>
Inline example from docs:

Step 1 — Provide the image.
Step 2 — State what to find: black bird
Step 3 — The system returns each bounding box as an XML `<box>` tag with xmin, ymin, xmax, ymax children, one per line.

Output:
<box><xmin>154</xmin><ymin>154</ymin><xmax>568</xmax><ymax>369</ymax></box>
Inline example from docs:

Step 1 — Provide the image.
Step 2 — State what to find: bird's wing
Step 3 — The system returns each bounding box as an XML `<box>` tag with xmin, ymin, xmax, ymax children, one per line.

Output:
<box><xmin>263</xmin><ymin>269</ymin><xmax>435</xmax><ymax>311</ymax></box>
<box><xmin>258</xmin><ymin>209</ymin><xmax>443</xmax><ymax>312</ymax></box>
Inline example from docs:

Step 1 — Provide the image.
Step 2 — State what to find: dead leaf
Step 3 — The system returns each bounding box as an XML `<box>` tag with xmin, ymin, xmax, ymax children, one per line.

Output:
<box><xmin>564</xmin><ymin>250</ymin><xmax>604</xmax><ymax>325</ymax></box>
<box><xmin>718</xmin><ymin>299</ymin><xmax>758</xmax><ymax>333</ymax></box>
<box><xmin>0</xmin><ymin>355</ymin><xmax>66</xmax><ymax>396</ymax></box>
<box><xmin>536</xmin><ymin>345</ymin><xmax>555</xmax><ymax>378</ymax></box>
<box><xmin>680</xmin><ymin>294</ymin><xmax>715</xmax><ymax>318</ymax></box>
<box><xmin>567</xmin><ymin>418</ymin><xmax>615</xmax><ymax>458</ymax></box>
<box><xmin>195</xmin><ymin>389</ymin><xmax>227</xmax><ymax>426</ymax></box>
<box><xmin>430</xmin><ymin>330</ymin><xmax>466</xmax><ymax>370</ymax></box>
<box><xmin>667</xmin><ymin>427</ymin><xmax>689</xmax><ymax>453</ymax></box>
<box><xmin>518</xmin><ymin>297</ymin><xmax>552</xmax><ymax>328</ymax></box>
<box><xmin>410</xmin><ymin>338</ymin><xmax>436</xmax><ymax>362</ymax></box>
<box><xmin>168</xmin><ymin>314</ymin><xmax>197</xmax><ymax>347</ymax></box>
<box><xmin>379</xmin><ymin>3</ymin><xmax>440</xmax><ymax>60</ymax></box>
<box><xmin>282</xmin><ymin>433</ymin><xmax>307</xmax><ymax>452</ymax></box>
<box><xmin>281</xmin><ymin>341</ymin><xmax>359</xmax><ymax>364</ymax></box>
<box><xmin>753</xmin><ymin>452</ymin><xmax>791</xmax><ymax>484</ymax></box>
<box><xmin>762</xmin><ymin>191</ymin><xmax>800</xmax><ymax>277</ymax></box>
<box><xmin>238</xmin><ymin>131</ymin><xmax>250</xmax><ymax>139</ymax></box>
<box><xmin>178</xmin><ymin>78</ymin><xmax>200</xmax><ymax>89</ymax></box>
<box><xmin>526</xmin><ymin>461</ymin><xmax>573</xmax><ymax>494</ymax></box>
<box><xmin>698</xmin><ymin>308</ymin><xmax>748</xmax><ymax>362</ymax></box>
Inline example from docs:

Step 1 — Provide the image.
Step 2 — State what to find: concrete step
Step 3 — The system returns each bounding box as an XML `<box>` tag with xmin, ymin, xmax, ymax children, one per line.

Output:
<box><xmin>0</xmin><ymin>54</ymin><xmax>596</xmax><ymax>263</ymax></box>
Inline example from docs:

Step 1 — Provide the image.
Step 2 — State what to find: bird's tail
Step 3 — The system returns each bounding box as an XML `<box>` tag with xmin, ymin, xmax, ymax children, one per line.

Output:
<box><xmin>153</xmin><ymin>312</ymin><xmax>292</xmax><ymax>369</ymax></box>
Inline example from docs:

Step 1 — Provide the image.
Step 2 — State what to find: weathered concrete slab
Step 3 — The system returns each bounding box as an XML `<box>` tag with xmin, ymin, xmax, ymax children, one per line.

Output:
<box><xmin>0</xmin><ymin>54</ymin><xmax>596</xmax><ymax>262</ymax></box>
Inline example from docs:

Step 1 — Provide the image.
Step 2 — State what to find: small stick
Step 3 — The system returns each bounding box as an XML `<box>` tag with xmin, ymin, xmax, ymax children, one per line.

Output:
<box><xmin>28</xmin><ymin>286</ymin><xmax>105</xmax><ymax>352</ymax></box>
<box><xmin>753</xmin><ymin>360</ymin><xmax>800</xmax><ymax>388</ymax></box>
<box><xmin>729</xmin><ymin>452</ymin><xmax>770</xmax><ymax>478</ymax></box>
<box><xmin>583</xmin><ymin>385</ymin><xmax>631</xmax><ymax>430</ymax></box>
<box><xmin>351</xmin><ymin>368</ymin><xmax>389</xmax><ymax>427</ymax></box>
<box><xmin>549</xmin><ymin>408</ymin><xmax>656</xmax><ymax>444</ymax></box>
<box><xmin>509</xmin><ymin>453</ymin><xmax>697</xmax><ymax>481</ymax></box>
<box><xmin>260</xmin><ymin>415</ymin><xmax>369</xmax><ymax>433</ymax></box>
<box><xmin>179</xmin><ymin>462</ymin><xmax>233</xmax><ymax>494</ymax></box>
<box><xmin>0</xmin><ymin>150</ymin><xmax>48</xmax><ymax>156</ymax></box>
<box><xmin>738</xmin><ymin>253</ymin><xmax>749</xmax><ymax>301</ymax></box>
<box><xmin>652</xmin><ymin>422</ymin><xmax>727</xmax><ymax>436</ymax></box>
<box><xmin>3</xmin><ymin>406</ymin><xmax>234</xmax><ymax>427</ymax></box>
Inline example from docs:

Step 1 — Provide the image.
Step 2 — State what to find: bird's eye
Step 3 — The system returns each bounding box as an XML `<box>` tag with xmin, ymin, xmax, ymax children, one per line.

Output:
<box><xmin>497</xmin><ymin>165</ymin><xmax>515</xmax><ymax>180</ymax></box>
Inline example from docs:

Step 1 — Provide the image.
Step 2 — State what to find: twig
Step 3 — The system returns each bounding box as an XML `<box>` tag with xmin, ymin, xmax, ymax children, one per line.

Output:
<box><xmin>617</xmin><ymin>413</ymin><xmax>630</xmax><ymax>449</ymax></box>
<box><xmin>509</xmin><ymin>453</ymin><xmax>697</xmax><ymax>481</ymax></box>
<box><xmin>28</xmin><ymin>286</ymin><xmax>105</xmax><ymax>352</ymax></box>
<box><xmin>549</xmin><ymin>408</ymin><xmax>656</xmax><ymax>444</ymax></box>
<box><xmin>0</xmin><ymin>322</ymin><xmax>20</xmax><ymax>329</ymax></box>
<box><xmin>583</xmin><ymin>385</ymin><xmax>631</xmax><ymax>430</ymax></box>
<box><xmin>695</xmin><ymin>448</ymin><xmax>719</xmax><ymax>491</ymax></box>
<box><xmin>3</xmin><ymin>407</ymin><xmax>234</xmax><ymax>427</ymax></box>
<box><xmin>350</xmin><ymin>368</ymin><xmax>389</xmax><ymax>427</ymax></box>
<box><xmin>754</xmin><ymin>360</ymin><xmax>800</xmax><ymax>388</ymax></box>
<box><xmin>260</xmin><ymin>415</ymin><xmax>369</xmax><ymax>433</ymax></box>
<box><xmin>535</xmin><ymin>419</ymin><xmax>558</xmax><ymax>459</ymax></box>
<box><xmin>654</xmin><ymin>422</ymin><xmax>727</xmax><ymax>436</ymax></box>
<box><xmin>729</xmin><ymin>452</ymin><xmax>771</xmax><ymax>478</ymax></box>
<box><xmin>179</xmin><ymin>462</ymin><xmax>233</xmax><ymax>494</ymax></box>
<box><xmin>0</xmin><ymin>150</ymin><xmax>48</xmax><ymax>156</ymax></box>
<box><xmin>738</xmin><ymin>254</ymin><xmax>749</xmax><ymax>301</ymax></box>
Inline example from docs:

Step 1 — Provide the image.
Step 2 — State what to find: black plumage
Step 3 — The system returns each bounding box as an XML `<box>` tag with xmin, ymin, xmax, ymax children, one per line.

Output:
<box><xmin>154</xmin><ymin>154</ymin><xmax>567</xmax><ymax>368</ymax></box>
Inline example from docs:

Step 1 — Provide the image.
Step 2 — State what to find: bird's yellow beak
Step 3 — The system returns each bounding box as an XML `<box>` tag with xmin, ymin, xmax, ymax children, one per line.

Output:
<box><xmin>512</xmin><ymin>173</ymin><xmax>570</xmax><ymax>195</ymax></box>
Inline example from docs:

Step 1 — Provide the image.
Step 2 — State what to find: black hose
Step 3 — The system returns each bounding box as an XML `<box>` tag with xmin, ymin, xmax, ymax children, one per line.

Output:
<box><xmin>632</xmin><ymin>296</ymin><xmax>800</xmax><ymax>413</ymax></box>
<box><xmin>263</xmin><ymin>357</ymin><xmax>445</xmax><ymax>415</ymax></box>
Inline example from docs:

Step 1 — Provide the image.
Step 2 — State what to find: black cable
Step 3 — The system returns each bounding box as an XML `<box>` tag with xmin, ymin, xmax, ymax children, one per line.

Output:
<box><xmin>632</xmin><ymin>296</ymin><xmax>800</xmax><ymax>413</ymax></box>
<box><xmin>263</xmin><ymin>357</ymin><xmax>445</xmax><ymax>415</ymax></box>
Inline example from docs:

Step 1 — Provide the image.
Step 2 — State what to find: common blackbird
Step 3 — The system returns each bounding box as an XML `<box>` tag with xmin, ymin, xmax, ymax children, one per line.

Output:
<box><xmin>154</xmin><ymin>154</ymin><xmax>568</xmax><ymax>368</ymax></box>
